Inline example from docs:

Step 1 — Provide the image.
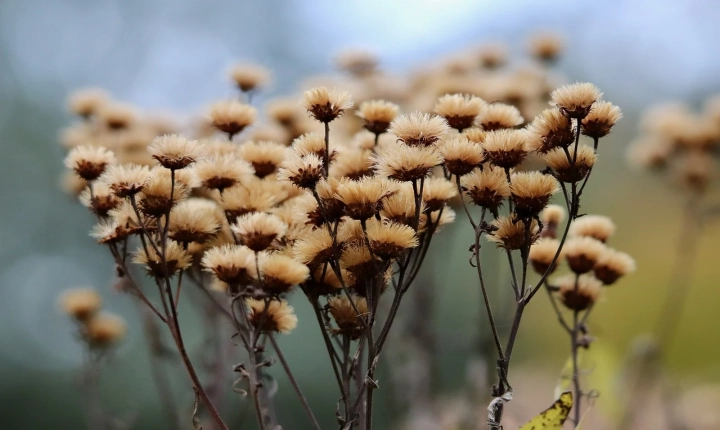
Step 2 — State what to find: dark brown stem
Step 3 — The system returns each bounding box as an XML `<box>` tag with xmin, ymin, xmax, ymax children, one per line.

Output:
<box><xmin>571</xmin><ymin>274</ymin><xmax>582</xmax><ymax>425</ymax></box>
<box><xmin>323</xmin><ymin>121</ymin><xmax>330</xmax><ymax>175</ymax></box>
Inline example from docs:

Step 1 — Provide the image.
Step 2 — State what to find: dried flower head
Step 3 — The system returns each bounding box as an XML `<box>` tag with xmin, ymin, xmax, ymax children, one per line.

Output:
<box><xmin>202</xmin><ymin>244</ymin><xmax>256</xmax><ymax>285</ymax></box>
<box><xmin>80</xmin><ymin>182</ymin><xmax>121</xmax><ymax>217</ymax></box>
<box><xmin>476</xmin><ymin>103</ymin><xmax>524</xmax><ymax>131</ymax></box>
<box><xmin>550</xmin><ymin>83</ymin><xmax>603</xmax><ymax>119</ymax></box>
<box><xmin>293</xmin><ymin>227</ymin><xmax>339</xmax><ymax>268</ymax></box>
<box><xmin>525</xmin><ymin>108</ymin><xmax>575</xmax><ymax>153</ymax></box>
<box><xmin>266</xmin><ymin>98</ymin><xmax>301</xmax><ymax>127</ymax></box>
<box><xmin>464</xmin><ymin>127</ymin><xmax>487</xmax><ymax>144</ymax></box>
<box><xmin>529</xmin><ymin>238</ymin><xmax>564</xmax><ymax>274</ymax></box>
<box><xmin>133</xmin><ymin>240</ymin><xmax>192</xmax><ymax>278</ymax></box>
<box><xmin>544</xmin><ymin>144</ymin><xmax>597</xmax><ymax>183</ymax></box>
<box><xmin>138</xmin><ymin>168</ymin><xmax>191</xmax><ymax>216</ymax></box>
<box><xmin>148</xmin><ymin>134</ymin><xmax>205</xmax><ymax>170</ymax></box>
<box><xmin>372</xmin><ymin>144</ymin><xmax>443</xmax><ymax>181</ymax></box>
<box><xmin>168</xmin><ymin>199</ymin><xmax>222</xmax><ymax>243</ymax></box>
<box><xmin>277</xmin><ymin>153</ymin><xmax>324</xmax><ymax>189</ymax></box>
<box><xmin>486</xmin><ymin>216</ymin><xmax>539</xmax><ymax>250</ymax></box>
<box><xmin>510</xmin><ymin>171</ymin><xmax>560</xmax><ymax>218</ymax></box>
<box><xmin>476</xmin><ymin>43</ymin><xmax>507</xmax><ymax>69</ymax></box>
<box><xmin>292</xmin><ymin>132</ymin><xmax>336</xmax><ymax>162</ymax></box>
<box><xmin>335</xmin><ymin>177</ymin><xmax>397</xmax><ymax>220</ymax></box>
<box><xmin>59</xmin><ymin>288</ymin><xmax>102</xmax><ymax>321</ymax></box>
<box><xmin>85</xmin><ymin>313</ymin><xmax>127</xmax><ymax>347</ymax></box>
<box><xmin>208</xmin><ymin>101</ymin><xmax>257</xmax><ymax>139</ymax></box>
<box><xmin>257</xmin><ymin>253</ymin><xmax>310</xmax><ymax>295</ymax></box>
<box><xmin>593</xmin><ymin>248</ymin><xmax>636</xmax><ymax>285</ymax></box>
<box><xmin>335</xmin><ymin>49</ymin><xmax>379</xmax><ymax>77</ymax></box>
<box><xmin>381</xmin><ymin>185</ymin><xmax>424</xmax><ymax>226</ymax></box>
<box><xmin>330</xmin><ymin>149</ymin><xmax>374</xmax><ymax>180</ymax></box>
<box><xmin>388</xmin><ymin>112</ymin><xmax>449</xmax><ymax>146</ymax></box>
<box><xmin>556</xmin><ymin>274</ymin><xmax>603</xmax><ymax>311</ymax></box>
<box><xmin>220</xmin><ymin>184</ymin><xmax>278</xmax><ymax>219</ymax></box>
<box><xmin>100</xmin><ymin>164</ymin><xmax>150</xmax><ymax>197</ymax></box>
<box><xmin>302</xmin><ymin>87</ymin><xmax>354</xmax><ymax>123</ymax></box>
<box><xmin>460</xmin><ymin>166</ymin><xmax>511</xmax><ymax>212</ymax></box>
<box><xmin>529</xmin><ymin>33</ymin><xmax>564</xmax><ymax>62</ymax></box>
<box><xmin>677</xmin><ymin>151</ymin><xmax>713</xmax><ymax>191</ymax></box>
<box><xmin>357</xmin><ymin>100</ymin><xmax>400</xmax><ymax>135</ymax></box>
<box><xmin>328</xmin><ymin>295</ymin><xmax>368</xmax><ymax>339</ymax></box>
<box><xmin>239</xmin><ymin>140</ymin><xmax>287</xmax><ymax>178</ymax></box>
<box><xmin>569</xmin><ymin>215</ymin><xmax>616</xmax><ymax>243</ymax></box>
<box><xmin>245</xmin><ymin>299</ymin><xmax>297</xmax><ymax>333</ymax></box>
<box><xmin>438</xmin><ymin>135</ymin><xmax>485</xmax><ymax>176</ymax></box>
<box><xmin>539</xmin><ymin>204</ymin><xmax>566</xmax><ymax>239</ymax></box>
<box><xmin>195</xmin><ymin>154</ymin><xmax>253</xmax><ymax>192</ymax></box>
<box><xmin>564</xmin><ymin>236</ymin><xmax>606</xmax><ymax>274</ymax></box>
<box><xmin>232</xmin><ymin>212</ymin><xmax>287</xmax><ymax>252</ymax></box>
<box><xmin>228</xmin><ymin>63</ymin><xmax>271</xmax><ymax>92</ymax></box>
<box><xmin>97</xmin><ymin>103</ymin><xmax>137</xmax><ymax>130</ymax></box>
<box><xmin>482</xmin><ymin>129</ymin><xmax>529</xmax><ymax>169</ymax></box>
<box><xmin>581</xmin><ymin>101</ymin><xmax>623</xmax><ymax>139</ymax></box>
<box><xmin>434</xmin><ymin>94</ymin><xmax>486</xmax><ymax>131</ymax></box>
<box><xmin>68</xmin><ymin>88</ymin><xmax>109</xmax><ymax>118</ymax></box>
<box><xmin>366</xmin><ymin>219</ymin><xmax>419</xmax><ymax>259</ymax></box>
<box><xmin>422</xmin><ymin>177</ymin><xmax>457</xmax><ymax>211</ymax></box>
<box><xmin>65</xmin><ymin>145</ymin><xmax>116</xmax><ymax>181</ymax></box>
<box><xmin>104</xmin><ymin>201</ymin><xmax>146</xmax><ymax>239</ymax></box>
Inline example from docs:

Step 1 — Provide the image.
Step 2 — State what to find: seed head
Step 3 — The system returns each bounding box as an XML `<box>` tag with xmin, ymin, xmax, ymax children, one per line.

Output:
<box><xmin>581</xmin><ymin>101</ymin><xmax>623</xmax><ymax>139</ymax></box>
<box><xmin>99</xmin><ymin>164</ymin><xmax>150</xmax><ymax>197</ymax></box>
<box><xmin>529</xmin><ymin>238</ymin><xmax>564</xmax><ymax>274</ymax></box>
<box><xmin>593</xmin><ymin>248</ymin><xmax>636</xmax><ymax>285</ymax></box>
<box><xmin>564</xmin><ymin>236</ymin><xmax>606</xmax><ymax>274</ymax></box>
<box><xmin>482</xmin><ymin>129</ymin><xmax>529</xmax><ymax>169</ymax></box>
<box><xmin>460</xmin><ymin>166</ymin><xmax>510</xmax><ymax>211</ymax></box>
<box><xmin>539</xmin><ymin>204</ymin><xmax>566</xmax><ymax>238</ymax></box>
<box><xmin>133</xmin><ymin>240</ymin><xmax>192</xmax><ymax>278</ymax></box>
<box><xmin>550</xmin><ymin>83</ymin><xmax>603</xmax><ymax>119</ymax></box>
<box><xmin>277</xmin><ymin>153</ymin><xmax>324</xmax><ymax>190</ymax></box>
<box><xmin>422</xmin><ymin>177</ymin><xmax>457</xmax><ymax>212</ymax></box>
<box><xmin>293</xmin><ymin>227</ymin><xmax>339</xmax><ymax>269</ymax></box>
<box><xmin>257</xmin><ymin>253</ymin><xmax>310</xmax><ymax>295</ymax></box>
<box><xmin>208</xmin><ymin>101</ymin><xmax>257</xmax><ymax>139</ymax></box>
<box><xmin>266</xmin><ymin>97</ymin><xmax>301</xmax><ymax>127</ymax></box>
<box><xmin>67</xmin><ymin>88</ymin><xmax>109</xmax><ymax>118</ymax></box>
<box><xmin>372</xmin><ymin>144</ymin><xmax>443</xmax><ymax>182</ymax></box>
<box><xmin>65</xmin><ymin>145</ymin><xmax>116</xmax><ymax>181</ymax></box>
<box><xmin>556</xmin><ymin>274</ymin><xmax>603</xmax><ymax>311</ymax></box>
<box><xmin>335</xmin><ymin>177</ymin><xmax>398</xmax><ymax>220</ymax></box>
<box><xmin>335</xmin><ymin>49</ymin><xmax>379</xmax><ymax>77</ymax></box>
<box><xmin>302</xmin><ymin>87</ymin><xmax>354</xmax><ymax>123</ymax></box>
<box><xmin>544</xmin><ymin>144</ymin><xmax>597</xmax><ymax>183</ymax></box>
<box><xmin>80</xmin><ymin>182</ymin><xmax>121</xmax><ymax>217</ymax></box>
<box><xmin>510</xmin><ymin>171</ymin><xmax>560</xmax><ymax>218</ymax></box>
<box><xmin>195</xmin><ymin>154</ymin><xmax>254</xmax><ymax>192</ymax></box>
<box><xmin>366</xmin><ymin>218</ymin><xmax>419</xmax><ymax>259</ymax></box>
<box><xmin>228</xmin><ymin>63</ymin><xmax>271</xmax><ymax>92</ymax></box>
<box><xmin>381</xmin><ymin>184</ymin><xmax>425</xmax><ymax>227</ymax></box>
<box><xmin>148</xmin><ymin>134</ymin><xmax>205</xmax><ymax>170</ymax></box>
<box><xmin>433</xmin><ymin>94</ymin><xmax>486</xmax><ymax>131</ymax></box>
<box><xmin>85</xmin><ymin>313</ymin><xmax>127</xmax><ymax>347</ymax></box>
<box><xmin>569</xmin><ymin>215</ymin><xmax>616</xmax><ymax>243</ymax></box>
<box><xmin>525</xmin><ymin>108</ymin><xmax>575</xmax><ymax>153</ymax></box>
<box><xmin>220</xmin><ymin>184</ymin><xmax>278</xmax><ymax>219</ymax></box>
<box><xmin>97</xmin><ymin>102</ymin><xmax>137</xmax><ymax>130</ymax></box>
<box><xmin>464</xmin><ymin>127</ymin><xmax>487</xmax><ymax>144</ymax></box>
<box><xmin>239</xmin><ymin>140</ymin><xmax>287</xmax><ymax>178</ymax></box>
<box><xmin>438</xmin><ymin>135</ymin><xmax>485</xmax><ymax>176</ymax></box>
<box><xmin>486</xmin><ymin>216</ymin><xmax>539</xmax><ymax>250</ymax></box>
<box><xmin>245</xmin><ymin>299</ymin><xmax>297</xmax><ymax>334</ymax></box>
<box><xmin>168</xmin><ymin>198</ymin><xmax>222</xmax><ymax>243</ymax></box>
<box><xmin>476</xmin><ymin>43</ymin><xmax>508</xmax><ymax>69</ymax></box>
<box><xmin>388</xmin><ymin>112</ymin><xmax>449</xmax><ymax>147</ymax></box>
<box><xmin>330</xmin><ymin>148</ymin><xmax>374</xmax><ymax>180</ymax></box>
<box><xmin>202</xmin><ymin>244</ymin><xmax>256</xmax><ymax>284</ymax></box>
<box><xmin>476</xmin><ymin>103</ymin><xmax>524</xmax><ymax>131</ymax></box>
<box><xmin>59</xmin><ymin>288</ymin><xmax>102</xmax><ymax>321</ymax></box>
<box><xmin>292</xmin><ymin>132</ymin><xmax>335</xmax><ymax>161</ymax></box>
<box><xmin>328</xmin><ymin>295</ymin><xmax>368</xmax><ymax>340</ymax></box>
<box><xmin>529</xmin><ymin>33</ymin><xmax>564</xmax><ymax>63</ymax></box>
<box><xmin>232</xmin><ymin>212</ymin><xmax>287</xmax><ymax>252</ymax></box>
<box><xmin>676</xmin><ymin>151</ymin><xmax>713</xmax><ymax>191</ymax></box>
<box><xmin>138</xmin><ymin>168</ymin><xmax>191</xmax><ymax>216</ymax></box>
<box><xmin>357</xmin><ymin>100</ymin><xmax>399</xmax><ymax>135</ymax></box>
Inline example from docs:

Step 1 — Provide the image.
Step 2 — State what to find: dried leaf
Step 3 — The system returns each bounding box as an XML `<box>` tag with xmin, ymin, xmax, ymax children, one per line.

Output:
<box><xmin>519</xmin><ymin>391</ymin><xmax>573</xmax><ymax>430</ymax></box>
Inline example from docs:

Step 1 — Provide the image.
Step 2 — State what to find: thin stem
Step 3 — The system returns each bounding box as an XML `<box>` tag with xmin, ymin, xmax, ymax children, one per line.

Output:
<box><xmin>323</xmin><ymin>121</ymin><xmax>330</xmax><ymax>175</ymax></box>
<box><xmin>237</xmin><ymin>304</ymin><xmax>268</xmax><ymax>430</ymax></box>
<box><xmin>473</xmin><ymin>229</ymin><xmax>505</xmax><ymax>361</ymax></box>
<box><xmin>505</xmin><ymin>250</ymin><xmax>520</xmax><ymax>300</ymax></box>
<box><xmin>268</xmin><ymin>334</ymin><xmax>322</xmax><ymax>430</ymax></box>
<box><xmin>571</xmin><ymin>274</ymin><xmax>582</xmax><ymax>425</ymax></box>
<box><xmin>310</xmin><ymin>298</ymin><xmax>349</xmax><ymax>410</ymax></box>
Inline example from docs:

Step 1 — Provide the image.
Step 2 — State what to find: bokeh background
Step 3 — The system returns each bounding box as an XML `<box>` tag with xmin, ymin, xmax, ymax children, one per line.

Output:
<box><xmin>1</xmin><ymin>0</ymin><xmax>719</xmax><ymax>428</ymax></box>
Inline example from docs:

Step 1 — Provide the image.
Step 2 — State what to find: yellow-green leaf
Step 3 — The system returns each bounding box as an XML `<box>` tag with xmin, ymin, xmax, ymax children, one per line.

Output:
<box><xmin>519</xmin><ymin>391</ymin><xmax>573</xmax><ymax>430</ymax></box>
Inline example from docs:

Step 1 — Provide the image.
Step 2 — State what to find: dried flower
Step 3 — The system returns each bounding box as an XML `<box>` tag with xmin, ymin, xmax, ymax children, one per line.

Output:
<box><xmin>232</xmin><ymin>212</ymin><xmax>287</xmax><ymax>252</ymax></box>
<box><xmin>482</xmin><ymin>129</ymin><xmax>529</xmax><ymax>169</ymax></box>
<box><xmin>328</xmin><ymin>295</ymin><xmax>368</xmax><ymax>339</ymax></box>
<box><xmin>202</xmin><ymin>244</ymin><xmax>256</xmax><ymax>285</ymax></box>
<box><xmin>65</xmin><ymin>145</ymin><xmax>116</xmax><ymax>181</ymax></box>
<box><xmin>366</xmin><ymin>218</ymin><xmax>419</xmax><ymax>259</ymax></box>
<box><xmin>510</xmin><ymin>171</ymin><xmax>560</xmax><ymax>218</ymax></box>
<box><xmin>293</xmin><ymin>227</ymin><xmax>339</xmax><ymax>268</ymax></box>
<box><xmin>388</xmin><ymin>112</ymin><xmax>449</xmax><ymax>147</ymax></box>
<box><xmin>229</xmin><ymin>64</ymin><xmax>271</xmax><ymax>92</ymax></box>
<box><xmin>677</xmin><ymin>151</ymin><xmax>713</xmax><ymax>191</ymax></box>
<box><xmin>168</xmin><ymin>199</ymin><xmax>222</xmax><ymax>243</ymax></box>
<box><xmin>330</xmin><ymin>149</ymin><xmax>374</xmax><ymax>180</ymax></box>
<box><xmin>525</xmin><ymin>108</ymin><xmax>575</xmax><ymax>153</ymax></box>
<box><xmin>476</xmin><ymin>103</ymin><xmax>524</xmax><ymax>131</ymax></box>
<box><xmin>563</xmin><ymin>236</ymin><xmax>606</xmax><ymax>274</ymax></box>
<box><xmin>550</xmin><ymin>83</ymin><xmax>603</xmax><ymax>119</ymax></box>
<box><xmin>59</xmin><ymin>288</ymin><xmax>102</xmax><ymax>321</ymax></box>
<box><xmin>97</xmin><ymin>103</ymin><xmax>136</xmax><ymax>130</ymax></box>
<box><xmin>68</xmin><ymin>88</ymin><xmax>109</xmax><ymax>118</ymax></box>
<box><xmin>372</xmin><ymin>144</ymin><xmax>443</xmax><ymax>181</ymax></box>
<box><xmin>258</xmin><ymin>253</ymin><xmax>310</xmax><ymax>295</ymax></box>
<box><xmin>239</xmin><ymin>140</ymin><xmax>287</xmax><ymax>178</ymax></box>
<box><xmin>220</xmin><ymin>184</ymin><xmax>278</xmax><ymax>218</ymax></box>
<box><xmin>138</xmin><ymin>168</ymin><xmax>191</xmax><ymax>216</ymax></box>
<box><xmin>438</xmin><ymin>135</ymin><xmax>485</xmax><ymax>176</ymax></box>
<box><xmin>539</xmin><ymin>204</ymin><xmax>566</xmax><ymax>238</ymax></box>
<box><xmin>80</xmin><ymin>182</ymin><xmax>121</xmax><ymax>217</ymax></box>
<box><xmin>335</xmin><ymin>49</ymin><xmax>379</xmax><ymax>77</ymax></box>
<box><xmin>277</xmin><ymin>153</ymin><xmax>324</xmax><ymax>190</ymax></box>
<box><xmin>569</xmin><ymin>215</ymin><xmax>616</xmax><ymax>243</ymax></box>
<box><xmin>460</xmin><ymin>166</ymin><xmax>510</xmax><ymax>212</ymax></box>
<box><xmin>208</xmin><ymin>101</ymin><xmax>257</xmax><ymax>139</ymax></box>
<box><xmin>85</xmin><ymin>313</ymin><xmax>127</xmax><ymax>346</ymax></box>
<box><xmin>335</xmin><ymin>177</ymin><xmax>397</xmax><ymax>220</ymax></box>
<box><xmin>245</xmin><ymin>299</ymin><xmax>297</xmax><ymax>333</ymax></box>
<box><xmin>464</xmin><ymin>127</ymin><xmax>487</xmax><ymax>144</ymax></box>
<box><xmin>476</xmin><ymin>43</ymin><xmax>507</xmax><ymax>69</ymax></box>
<box><xmin>357</xmin><ymin>100</ymin><xmax>400</xmax><ymax>135</ymax></box>
<box><xmin>529</xmin><ymin>238</ymin><xmax>564</xmax><ymax>274</ymax></box>
<box><xmin>195</xmin><ymin>154</ymin><xmax>253</xmax><ymax>192</ymax></box>
<box><xmin>434</xmin><ymin>94</ymin><xmax>486</xmax><ymax>131</ymax></box>
<box><xmin>148</xmin><ymin>134</ymin><xmax>205</xmax><ymax>170</ymax></box>
<box><xmin>529</xmin><ymin>33</ymin><xmax>564</xmax><ymax>63</ymax></box>
<box><xmin>555</xmin><ymin>274</ymin><xmax>602</xmax><ymax>311</ymax></box>
<box><xmin>381</xmin><ymin>185</ymin><xmax>424</xmax><ymax>227</ymax></box>
<box><xmin>486</xmin><ymin>216</ymin><xmax>539</xmax><ymax>250</ymax></box>
<box><xmin>302</xmin><ymin>87</ymin><xmax>354</xmax><ymax>123</ymax></box>
<box><xmin>422</xmin><ymin>177</ymin><xmax>457</xmax><ymax>211</ymax></box>
<box><xmin>545</xmin><ymin>144</ymin><xmax>597</xmax><ymax>183</ymax></box>
<box><xmin>100</xmin><ymin>164</ymin><xmax>150</xmax><ymax>197</ymax></box>
<box><xmin>133</xmin><ymin>240</ymin><xmax>192</xmax><ymax>278</ymax></box>
<box><xmin>593</xmin><ymin>248</ymin><xmax>636</xmax><ymax>285</ymax></box>
<box><xmin>581</xmin><ymin>101</ymin><xmax>622</xmax><ymax>139</ymax></box>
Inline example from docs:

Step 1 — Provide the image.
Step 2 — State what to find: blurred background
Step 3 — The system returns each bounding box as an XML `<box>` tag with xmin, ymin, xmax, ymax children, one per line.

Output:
<box><xmin>1</xmin><ymin>0</ymin><xmax>720</xmax><ymax>428</ymax></box>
